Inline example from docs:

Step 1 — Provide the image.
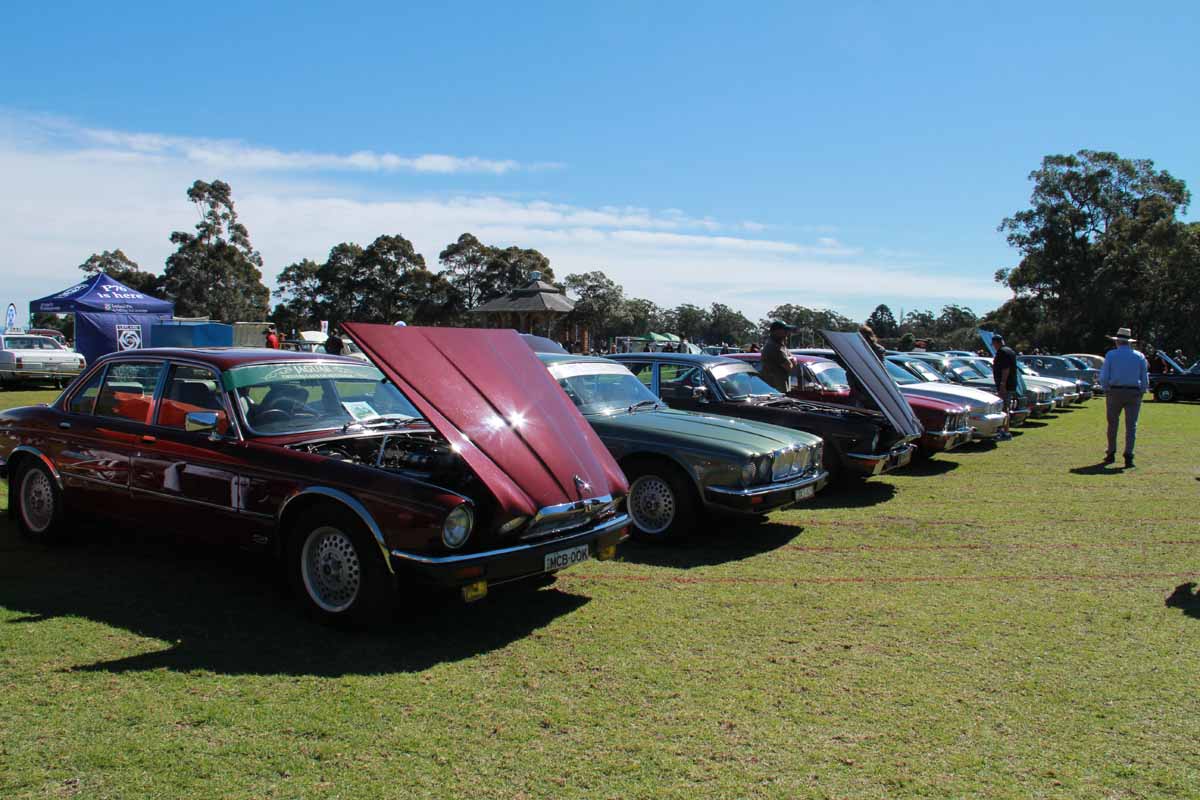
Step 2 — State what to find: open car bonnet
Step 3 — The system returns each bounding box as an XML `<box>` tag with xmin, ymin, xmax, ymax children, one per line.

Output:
<box><xmin>821</xmin><ymin>330</ymin><xmax>924</xmax><ymax>439</ymax></box>
<box><xmin>342</xmin><ymin>324</ymin><xmax>627</xmax><ymax>517</ymax></box>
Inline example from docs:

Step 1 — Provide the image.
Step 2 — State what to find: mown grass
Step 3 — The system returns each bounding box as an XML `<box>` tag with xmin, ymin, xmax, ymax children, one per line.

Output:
<box><xmin>1</xmin><ymin>388</ymin><xmax>1198</xmax><ymax>799</ymax></box>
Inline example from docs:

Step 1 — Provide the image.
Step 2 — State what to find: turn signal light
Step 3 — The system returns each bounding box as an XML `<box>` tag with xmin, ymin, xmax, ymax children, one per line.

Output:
<box><xmin>461</xmin><ymin>580</ymin><xmax>488</xmax><ymax>603</ymax></box>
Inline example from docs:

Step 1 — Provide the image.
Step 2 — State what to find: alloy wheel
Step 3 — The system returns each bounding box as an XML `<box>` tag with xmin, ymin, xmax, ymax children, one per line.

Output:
<box><xmin>629</xmin><ymin>474</ymin><xmax>676</xmax><ymax>535</ymax></box>
<box><xmin>20</xmin><ymin>468</ymin><xmax>55</xmax><ymax>534</ymax></box>
<box><xmin>300</xmin><ymin>526</ymin><xmax>362</xmax><ymax>613</ymax></box>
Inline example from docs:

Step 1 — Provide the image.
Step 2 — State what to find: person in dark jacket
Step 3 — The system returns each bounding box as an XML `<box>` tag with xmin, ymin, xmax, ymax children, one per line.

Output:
<box><xmin>991</xmin><ymin>333</ymin><xmax>1018</xmax><ymax>441</ymax></box>
<box><xmin>324</xmin><ymin>329</ymin><xmax>345</xmax><ymax>356</ymax></box>
<box><xmin>760</xmin><ymin>320</ymin><xmax>795</xmax><ymax>392</ymax></box>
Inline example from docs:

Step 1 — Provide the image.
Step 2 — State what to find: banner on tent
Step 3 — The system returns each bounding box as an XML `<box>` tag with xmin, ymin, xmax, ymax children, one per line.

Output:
<box><xmin>116</xmin><ymin>324</ymin><xmax>144</xmax><ymax>350</ymax></box>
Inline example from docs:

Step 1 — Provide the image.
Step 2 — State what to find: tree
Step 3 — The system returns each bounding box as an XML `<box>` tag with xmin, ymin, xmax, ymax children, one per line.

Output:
<box><xmin>162</xmin><ymin>180</ymin><xmax>270</xmax><ymax>320</ymax></box>
<box><xmin>78</xmin><ymin>249</ymin><xmax>162</xmax><ymax>295</ymax></box>
<box><xmin>438</xmin><ymin>233</ymin><xmax>492</xmax><ymax>309</ymax></box>
<box><xmin>356</xmin><ymin>234</ymin><xmax>430</xmax><ymax>323</ymax></box>
<box><xmin>273</xmin><ymin>258</ymin><xmax>323</xmax><ymax>329</ymax></box>
<box><xmin>865</xmin><ymin>304</ymin><xmax>898</xmax><ymax>337</ymax></box>
<box><xmin>763</xmin><ymin>304</ymin><xmax>857</xmax><ymax>347</ymax></box>
<box><xmin>564</xmin><ymin>271</ymin><xmax>627</xmax><ymax>341</ymax></box>
<box><xmin>317</xmin><ymin>242</ymin><xmax>367</xmax><ymax>323</ymax></box>
<box><xmin>484</xmin><ymin>246</ymin><xmax>554</xmax><ymax>299</ymax></box>
<box><xmin>899</xmin><ymin>309</ymin><xmax>936</xmax><ymax>336</ymax></box>
<box><xmin>622</xmin><ymin>298</ymin><xmax>664</xmax><ymax>337</ymax></box>
<box><xmin>997</xmin><ymin>150</ymin><xmax>1191</xmax><ymax>352</ymax></box>
<box><xmin>666</xmin><ymin>304</ymin><xmax>708</xmax><ymax>342</ymax></box>
<box><xmin>705</xmin><ymin>303</ymin><xmax>756</xmax><ymax>345</ymax></box>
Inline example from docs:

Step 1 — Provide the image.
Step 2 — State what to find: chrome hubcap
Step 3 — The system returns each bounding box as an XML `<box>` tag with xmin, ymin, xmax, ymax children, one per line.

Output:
<box><xmin>300</xmin><ymin>526</ymin><xmax>361</xmax><ymax>613</ymax></box>
<box><xmin>20</xmin><ymin>469</ymin><xmax>54</xmax><ymax>534</ymax></box>
<box><xmin>629</xmin><ymin>475</ymin><xmax>676</xmax><ymax>534</ymax></box>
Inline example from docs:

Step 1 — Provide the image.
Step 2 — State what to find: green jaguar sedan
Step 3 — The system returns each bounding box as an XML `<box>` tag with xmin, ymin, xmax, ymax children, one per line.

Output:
<box><xmin>539</xmin><ymin>353</ymin><xmax>828</xmax><ymax>539</ymax></box>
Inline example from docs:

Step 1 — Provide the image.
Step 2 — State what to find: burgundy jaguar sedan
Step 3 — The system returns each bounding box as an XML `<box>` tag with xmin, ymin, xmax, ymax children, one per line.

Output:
<box><xmin>0</xmin><ymin>325</ymin><xmax>630</xmax><ymax>626</ymax></box>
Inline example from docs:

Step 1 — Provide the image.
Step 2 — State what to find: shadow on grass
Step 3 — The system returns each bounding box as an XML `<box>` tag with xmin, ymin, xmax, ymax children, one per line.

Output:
<box><xmin>619</xmin><ymin>520</ymin><xmax>802</xmax><ymax>569</ymax></box>
<box><xmin>1069</xmin><ymin>462</ymin><xmax>1128</xmax><ymax>476</ymax></box>
<box><xmin>901</xmin><ymin>457</ymin><xmax>959</xmax><ymax>477</ymax></box>
<box><xmin>807</xmin><ymin>480</ymin><xmax>897</xmax><ymax>509</ymax></box>
<box><xmin>0</xmin><ymin>522</ymin><xmax>589</xmax><ymax>677</ymax></box>
<box><xmin>1166</xmin><ymin>583</ymin><xmax>1200</xmax><ymax>620</ymax></box>
<box><xmin>1020</xmin><ymin>420</ymin><xmax>1050</xmax><ymax>429</ymax></box>
<box><xmin>955</xmin><ymin>440</ymin><xmax>998</xmax><ymax>454</ymax></box>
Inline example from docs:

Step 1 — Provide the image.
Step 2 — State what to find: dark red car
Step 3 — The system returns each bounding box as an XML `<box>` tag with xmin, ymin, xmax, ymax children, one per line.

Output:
<box><xmin>728</xmin><ymin>353</ymin><xmax>973</xmax><ymax>457</ymax></box>
<box><xmin>0</xmin><ymin>325</ymin><xmax>630</xmax><ymax>626</ymax></box>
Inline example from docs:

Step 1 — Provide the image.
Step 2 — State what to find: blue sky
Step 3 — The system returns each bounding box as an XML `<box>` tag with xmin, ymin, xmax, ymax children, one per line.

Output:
<box><xmin>2</xmin><ymin>1</ymin><xmax>1197</xmax><ymax>324</ymax></box>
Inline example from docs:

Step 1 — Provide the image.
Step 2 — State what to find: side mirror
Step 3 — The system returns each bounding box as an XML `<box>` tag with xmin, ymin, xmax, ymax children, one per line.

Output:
<box><xmin>185</xmin><ymin>411</ymin><xmax>221</xmax><ymax>439</ymax></box>
<box><xmin>691</xmin><ymin>386</ymin><xmax>709</xmax><ymax>402</ymax></box>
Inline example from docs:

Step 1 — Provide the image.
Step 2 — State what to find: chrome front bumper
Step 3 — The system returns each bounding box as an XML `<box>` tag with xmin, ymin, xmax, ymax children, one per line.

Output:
<box><xmin>845</xmin><ymin>443</ymin><xmax>916</xmax><ymax>475</ymax></box>
<box><xmin>970</xmin><ymin>412</ymin><xmax>1008</xmax><ymax>439</ymax></box>
<box><xmin>705</xmin><ymin>469</ymin><xmax>829</xmax><ymax>513</ymax></box>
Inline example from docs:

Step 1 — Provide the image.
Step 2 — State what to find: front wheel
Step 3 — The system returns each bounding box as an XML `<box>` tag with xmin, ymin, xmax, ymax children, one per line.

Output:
<box><xmin>286</xmin><ymin>507</ymin><xmax>395</xmax><ymax>628</ymax></box>
<box><xmin>15</xmin><ymin>460</ymin><xmax>65</xmax><ymax>543</ymax></box>
<box><xmin>625</xmin><ymin>460</ymin><xmax>697</xmax><ymax>541</ymax></box>
<box><xmin>1155</xmin><ymin>385</ymin><xmax>1176</xmax><ymax>402</ymax></box>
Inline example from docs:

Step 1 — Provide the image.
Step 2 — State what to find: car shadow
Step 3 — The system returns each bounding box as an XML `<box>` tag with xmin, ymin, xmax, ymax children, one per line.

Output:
<box><xmin>618</xmin><ymin>521</ymin><xmax>803</xmax><ymax>569</ymax></box>
<box><xmin>902</xmin><ymin>458</ymin><xmax>959</xmax><ymax>477</ymax></box>
<box><xmin>955</xmin><ymin>439</ymin><xmax>998</xmax><ymax>454</ymax></box>
<box><xmin>1166</xmin><ymin>583</ymin><xmax>1200</xmax><ymax>620</ymax></box>
<box><xmin>0</xmin><ymin>522</ymin><xmax>589</xmax><ymax>677</ymax></box>
<box><xmin>807</xmin><ymin>480</ymin><xmax>897</xmax><ymax>509</ymax></box>
<box><xmin>1069</xmin><ymin>462</ymin><xmax>1128</xmax><ymax>475</ymax></box>
<box><xmin>1020</xmin><ymin>420</ymin><xmax>1050</xmax><ymax>428</ymax></box>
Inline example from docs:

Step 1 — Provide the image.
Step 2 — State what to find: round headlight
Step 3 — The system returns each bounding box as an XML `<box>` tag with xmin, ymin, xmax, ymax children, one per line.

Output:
<box><xmin>740</xmin><ymin>462</ymin><xmax>756</xmax><ymax>487</ymax></box>
<box><xmin>442</xmin><ymin>505</ymin><xmax>474</xmax><ymax>549</ymax></box>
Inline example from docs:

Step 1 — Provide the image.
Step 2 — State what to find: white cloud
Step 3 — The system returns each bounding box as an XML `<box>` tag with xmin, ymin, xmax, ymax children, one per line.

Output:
<box><xmin>0</xmin><ymin>112</ymin><xmax>1010</xmax><ymax>325</ymax></box>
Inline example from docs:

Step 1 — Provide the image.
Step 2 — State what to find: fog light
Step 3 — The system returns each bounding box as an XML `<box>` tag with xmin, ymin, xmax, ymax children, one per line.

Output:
<box><xmin>596</xmin><ymin>543</ymin><xmax>617</xmax><ymax>561</ymax></box>
<box><xmin>461</xmin><ymin>580</ymin><xmax>488</xmax><ymax>603</ymax></box>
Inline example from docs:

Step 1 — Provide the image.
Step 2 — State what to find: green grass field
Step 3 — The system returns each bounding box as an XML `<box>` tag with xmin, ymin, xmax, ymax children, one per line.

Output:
<box><xmin>1</xmin><ymin>388</ymin><xmax>1198</xmax><ymax>799</ymax></box>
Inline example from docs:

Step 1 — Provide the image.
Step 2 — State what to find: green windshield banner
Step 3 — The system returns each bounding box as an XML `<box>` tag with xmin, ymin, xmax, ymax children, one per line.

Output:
<box><xmin>222</xmin><ymin>361</ymin><xmax>383</xmax><ymax>391</ymax></box>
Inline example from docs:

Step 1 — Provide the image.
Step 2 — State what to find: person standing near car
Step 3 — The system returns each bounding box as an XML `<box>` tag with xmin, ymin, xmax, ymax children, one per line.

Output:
<box><xmin>1099</xmin><ymin>327</ymin><xmax>1148</xmax><ymax>468</ymax></box>
<box><xmin>324</xmin><ymin>328</ymin><xmax>345</xmax><ymax>356</ymax></box>
<box><xmin>760</xmin><ymin>320</ymin><xmax>795</xmax><ymax>392</ymax></box>
<box><xmin>991</xmin><ymin>333</ymin><xmax>1018</xmax><ymax>441</ymax></box>
<box><xmin>264</xmin><ymin>326</ymin><xmax>280</xmax><ymax>349</ymax></box>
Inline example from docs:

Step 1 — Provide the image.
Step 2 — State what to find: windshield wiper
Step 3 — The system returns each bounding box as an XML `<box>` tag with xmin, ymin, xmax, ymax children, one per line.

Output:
<box><xmin>342</xmin><ymin>414</ymin><xmax>422</xmax><ymax>432</ymax></box>
<box><xmin>627</xmin><ymin>399</ymin><xmax>659</xmax><ymax>413</ymax></box>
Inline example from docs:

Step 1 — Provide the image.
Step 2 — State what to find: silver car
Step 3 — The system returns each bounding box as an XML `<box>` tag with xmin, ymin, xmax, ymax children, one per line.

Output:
<box><xmin>0</xmin><ymin>334</ymin><xmax>86</xmax><ymax>388</ymax></box>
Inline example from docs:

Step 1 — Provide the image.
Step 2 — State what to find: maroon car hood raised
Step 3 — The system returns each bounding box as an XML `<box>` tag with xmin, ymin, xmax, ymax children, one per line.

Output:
<box><xmin>342</xmin><ymin>324</ymin><xmax>627</xmax><ymax>517</ymax></box>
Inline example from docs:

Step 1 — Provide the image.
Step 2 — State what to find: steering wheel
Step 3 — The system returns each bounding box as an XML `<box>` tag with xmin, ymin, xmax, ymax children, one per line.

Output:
<box><xmin>257</xmin><ymin>395</ymin><xmax>319</xmax><ymax>424</ymax></box>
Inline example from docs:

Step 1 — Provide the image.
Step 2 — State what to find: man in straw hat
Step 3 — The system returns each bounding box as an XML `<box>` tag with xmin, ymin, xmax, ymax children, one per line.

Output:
<box><xmin>1098</xmin><ymin>326</ymin><xmax>1149</xmax><ymax>468</ymax></box>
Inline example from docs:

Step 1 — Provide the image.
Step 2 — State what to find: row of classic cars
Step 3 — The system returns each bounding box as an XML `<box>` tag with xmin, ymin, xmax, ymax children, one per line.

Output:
<box><xmin>0</xmin><ymin>325</ymin><xmax>1093</xmax><ymax>627</ymax></box>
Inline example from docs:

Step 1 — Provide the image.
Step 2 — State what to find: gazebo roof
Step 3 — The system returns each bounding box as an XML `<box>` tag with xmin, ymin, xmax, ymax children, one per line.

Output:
<box><xmin>471</xmin><ymin>275</ymin><xmax>575</xmax><ymax>314</ymax></box>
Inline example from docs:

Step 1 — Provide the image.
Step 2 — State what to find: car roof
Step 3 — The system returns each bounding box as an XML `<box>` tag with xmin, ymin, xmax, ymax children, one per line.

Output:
<box><xmin>94</xmin><ymin>347</ymin><xmax>362</xmax><ymax>371</ymax></box>
<box><xmin>536</xmin><ymin>352</ymin><xmax>618</xmax><ymax>366</ymax></box>
<box><xmin>609</xmin><ymin>352</ymin><xmax>733</xmax><ymax>366</ymax></box>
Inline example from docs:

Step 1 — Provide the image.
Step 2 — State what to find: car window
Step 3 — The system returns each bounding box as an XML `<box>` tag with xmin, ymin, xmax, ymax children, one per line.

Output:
<box><xmin>67</xmin><ymin>368</ymin><xmax>106</xmax><ymax>415</ymax></box>
<box><xmin>657</xmin><ymin>364</ymin><xmax>706</xmax><ymax>401</ymax></box>
<box><xmin>548</xmin><ymin>362</ymin><xmax>659</xmax><ymax>415</ymax></box>
<box><xmin>808</xmin><ymin>361</ymin><xmax>849</xmax><ymax>388</ymax></box>
<box><xmin>885</xmin><ymin>361</ymin><xmax>917</xmax><ymax>384</ymax></box>
<box><xmin>156</xmin><ymin>364</ymin><xmax>231</xmax><ymax>435</ymax></box>
<box><xmin>94</xmin><ymin>361</ymin><xmax>165</xmax><ymax>424</ymax></box>
<box><xmin>3</xmin><ymin>336</ymin><xmax>63</xmax><ymax>350</ymax></box>
<box><xmin>623</xmin><ymin>362</ymin><xmax>654</xmax><ymax>387</ymax></box>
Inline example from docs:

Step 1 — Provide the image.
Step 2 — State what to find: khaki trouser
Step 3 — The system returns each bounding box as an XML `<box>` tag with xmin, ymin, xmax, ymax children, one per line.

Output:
<box><xmin>1105</xmin><ymin>387</ymin><xmax>1143</xmax><ymax>457</ymax></box>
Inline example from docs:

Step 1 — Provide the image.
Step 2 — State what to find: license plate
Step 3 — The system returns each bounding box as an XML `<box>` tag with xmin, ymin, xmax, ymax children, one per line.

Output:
<box><xmin>544</xmin><ymin>544</ymin><xmax>589</xmax><ymax>572</ymax></box>
<box><xmin>794</xmin><ymin>486</ymin><xmax>815</xmax><ymax>501</ymax></box>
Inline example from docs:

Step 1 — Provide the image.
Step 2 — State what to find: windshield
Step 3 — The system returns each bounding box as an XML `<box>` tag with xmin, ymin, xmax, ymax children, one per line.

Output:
<box><xmin>710</xmin><ymin>363</ymin><xmax>780</xmax><ymax>399</ymax></box>
<box><xmin>809</xmin><ymin>361</ymin><xmax>850</xmax><ymax>388</ymax></box>
<box><xmin>224</xmin><ymin>361</ymin><xmax>422</xmax><ymax>434</ymax></box>
<box><xmin>885</xmin><ymin>360</ymin><xmax>918</xmax><ymax>384</ymax></box>
<box><xmin>548</xmin><ymin>362</ymin><xmax>660</xmax><ymax>415</ymax></box>
<box><xmin>966</xmin><ymin>359</ymin><xmax>994</xmax><ymax>377</ymax></box>
<box><xmin>902</xmin><ymin>360</ymin><xmax>945</xmax><ymax>382</ymax></box>
<box><xmin>1063</xmin><ymin>357</ymin><xmax>1087</xmax><ymax>369</ymax></box>
<box><xmin>1017</xmin><ymin>363</ymin><xmax>1037</xmax><ymax>376</ymax></box>
<box><xmin>3</xmin><ymin>336</ymin><xmax>64</xmax><ymax>350</ymax></box>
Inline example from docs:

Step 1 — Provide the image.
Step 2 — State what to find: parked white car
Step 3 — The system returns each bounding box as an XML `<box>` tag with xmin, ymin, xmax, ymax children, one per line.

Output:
<box><xmin>883</xmin><ymin>360</ymin><xmax>1008</xmax><ymax>439</ymax></box>
<box><xmin>0</xmin><ymin>334</ymin><xmax>87</xmax><ymax>388</ymax></box>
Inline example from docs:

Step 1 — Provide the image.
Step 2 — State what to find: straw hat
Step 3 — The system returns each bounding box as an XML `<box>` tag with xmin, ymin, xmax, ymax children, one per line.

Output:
<box><xmin>1107</xmin><ymin>326</ymin><xmax>1136</xmax><ymax>341</ymax></box>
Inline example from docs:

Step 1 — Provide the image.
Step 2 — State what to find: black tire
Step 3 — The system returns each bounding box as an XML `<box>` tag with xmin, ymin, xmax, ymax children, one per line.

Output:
<box><xmin>1155</xmin><ymin>385</ymin><xmax>1176</xmax><ymax>402</ymax></box>
<box><xmin>14</xmin><ymin>460</ymin><xmax>65</xmax><ymax>543</ymax></box>
<box><xmin>285</xmin><ymin>506</ymin><xmax>395</xmax><ymax>628</ymax></box>
<box><xmin>624</xmin><ymin>458</ymin><xmax>698</xmax><ymax>541</ymax></box>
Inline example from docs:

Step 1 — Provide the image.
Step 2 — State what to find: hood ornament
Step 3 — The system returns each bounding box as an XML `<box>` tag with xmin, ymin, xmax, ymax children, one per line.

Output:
<box><xmin>573</xmin><ymin>475</ymin><xmax>591</xmax><ymax>498</ymax></box>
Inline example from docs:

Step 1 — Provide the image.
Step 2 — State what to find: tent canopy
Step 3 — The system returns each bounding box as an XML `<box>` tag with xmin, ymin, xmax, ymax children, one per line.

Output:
<box><xmin>30</xmin><ymin>272</ymin><xmax>174</xmax><ymax>315</ymax></box>
<box><xmin>29</xmin><ymin>273</ymin><xmax>174</xmax><ymax>364</ymax></box>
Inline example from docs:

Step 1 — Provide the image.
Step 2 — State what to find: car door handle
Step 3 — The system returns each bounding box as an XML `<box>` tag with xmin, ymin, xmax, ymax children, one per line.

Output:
<box><xmin>141</xmin><ymin>435</ymin><xmax>157</xmax><ymax>444</ymax></box>
<box><xmin>58</xmin><ymin>421</ymin><xmax>71</xmax><ymax>429</ymax></box>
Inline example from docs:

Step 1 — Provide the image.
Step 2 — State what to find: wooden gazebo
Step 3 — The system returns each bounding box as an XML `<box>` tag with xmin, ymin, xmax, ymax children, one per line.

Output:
<box><xmin>469</xmin><ymin>273</ymin><xmax>575</xmax><ymax>337</ymax></box>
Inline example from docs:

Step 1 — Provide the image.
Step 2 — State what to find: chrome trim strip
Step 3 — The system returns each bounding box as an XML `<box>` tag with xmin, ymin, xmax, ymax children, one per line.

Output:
<box><xmin>390</xmin><ymin>513</ymin><xmax>630</xmax><ymax>565</ymax></box>
<box><xmin>924</xmin><ymin>426</ymin><xmax>973</xmax><ymax>440</ymax></box>
<box><xmin>845</xmin><ymin>443</ymin><xmax>915</xmax><ymax>462</ymax></box>
<box><xmin>277</xmin><ymin>487</ymin><xmax>394</xmax><ymax>575</ymax></box>
<box><xmin>9</xmin><ymin>446</ymin><xmax>64</xmax><ymax>490</ymax></box>
<box><xmin>706</xmin><ymin>469</ymin><xmax>827</xmax><ymax>498</ymax></box>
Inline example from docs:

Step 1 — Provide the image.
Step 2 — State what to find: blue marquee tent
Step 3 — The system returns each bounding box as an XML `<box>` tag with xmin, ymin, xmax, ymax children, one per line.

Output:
<box><xmin>30</xmin><ymin>273</ymin><xmax>174</xmax><ymax>364</ymax></box>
